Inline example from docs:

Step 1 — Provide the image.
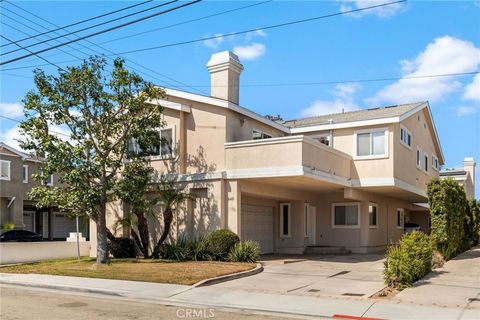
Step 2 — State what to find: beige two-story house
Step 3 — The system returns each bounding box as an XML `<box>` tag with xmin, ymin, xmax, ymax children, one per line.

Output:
<box><xmin>91</xmin><ymin>51</ymin><xmax>444</xmax><ymax>255</ymax></box>
<box><xmin>0</xmin><ymin>142</ymin><xmax>87</xmax><ymax>239</ymax></box>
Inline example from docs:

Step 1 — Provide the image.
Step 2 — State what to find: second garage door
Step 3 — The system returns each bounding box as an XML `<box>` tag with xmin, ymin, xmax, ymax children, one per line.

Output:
<box><xmin>241</xmin><ymin>204</ymin><xmax>274</xmax><ymax>254</ymax></box>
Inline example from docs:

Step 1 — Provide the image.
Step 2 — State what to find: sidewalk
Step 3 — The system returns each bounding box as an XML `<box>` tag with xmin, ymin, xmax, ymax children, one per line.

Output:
<box><xmin>1</xmin><ymin>272</ymin><xmax>478</xmax><ymax>320</ymax></box>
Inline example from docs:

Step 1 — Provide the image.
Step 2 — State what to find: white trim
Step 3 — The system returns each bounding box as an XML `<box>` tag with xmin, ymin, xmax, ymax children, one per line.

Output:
<box><xmin>353</xmin><ymin>127</ymin><xmax>389</xmax><ymax>160</ymax></box>
<box><xmin>22</xmin><ymin>164</ymin><xmax>28</xmax><ymax>183</ymax></box>
<box><xmin>400</xmin><ymin>124</ymin><xmax>412</xmax><ymax>149</ymax></box>
<box><xmin>0</xmin><ymin>143</ymin><xmax>43</xmax><ymax>163</ymax></box>
<box><xmin>146</xmin><ymin>98</ymin><xmax>191</xmax><ymax>113</ymax></box>
<box><xmin>369</xmin><ymin>202</ymin><xmax>378</xmax><ymax>228</ymax></box>
<box><xmin>46</xmin><ymin>174</ymin><xmax>53</xmax><ymax>186</ymax></box>
<box><xmin>422</xmin><ymin>103</ymin><xmax>445</xmax><ymax>164</ymax></box>
<box><xmin>396</xmin><ymin>208</ymin><xmax>405</xmax><ymax>229</ymax></box>
<box><xmin>0</xmin><ymin>160</ymin><xmax>11</xmax><ymax>181</ymax></box>
<box><xmin>164</xmin><ymin>88</ymin><xmax>290</xmax><ymax>133</ymax></box>
<box><xmin>279</xmin><ymin>203</ymin><xmax>291</xmax><ymax>238</ymax></box>
<box><xmin>350</xmin><ymin>177</ymin><xmax>427</xmax><ymax>198</ymax></box>
<box><xmin>290</xmin><ymin>117</ymin><xmax>399</xmax><ymax>133</ymax></box>
<box><xmin>331</xmin><ymin>202</ymin><xmax>361</xmax><ymax>228</ymax></box>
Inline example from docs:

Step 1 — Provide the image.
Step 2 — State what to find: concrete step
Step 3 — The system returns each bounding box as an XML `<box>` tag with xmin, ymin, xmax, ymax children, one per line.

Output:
<box><xmin>303</xmin><ymin>246</ymin><xmax>351</xmax><ymax>255</ymax></box>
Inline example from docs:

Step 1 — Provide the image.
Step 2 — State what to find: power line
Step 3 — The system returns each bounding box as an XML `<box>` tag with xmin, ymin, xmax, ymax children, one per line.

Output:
<box><xmin>0</xmin><ymin>115</ymin><xmax>71</xmax><ymax>138</ymax></box>
<box><xmin>1</xmin><ymin>0</ymin><xmax>273</xmax><ymax>66</ymax></box>
<box><xmin>1</xmin><ymin>0</ymin><xmax>179</xmax><ymax>56</ymax></box>
<box><xmin>0</xmin><ymin>35</ymin><xmax>64</xmax><ymax>70</ymax></box>
<box><xmin>0</xmin><ymin>0</ymin><xmax>202</xmax><ymax>66</ymax></box>
<box><xmin>176</xmin><ymin>71</ymin><xmax>480</xmax><ymax>88</ymax></box>
<box><xmin>1</xmin><ymin>3</ymin><xmax>210</xmax><ymax>96</ymax></box>
<box><xmin>0</xmin><ymin>0</ymin><xmax>153</xmax><ymax>48</ymax></box>
<box><xmin>50</xmin><ymin>0</ymin><xmax>274</xmax><ymax>55</ymax></box>
<box><xmin>1</xmin><ymin>2</ymin><xmax>207</xmax><ymax>94</ymax></box>
<box><xmin>113</xmin><ymin>0</ymin><xmax>407</xmax><ymax>56</ymax></box>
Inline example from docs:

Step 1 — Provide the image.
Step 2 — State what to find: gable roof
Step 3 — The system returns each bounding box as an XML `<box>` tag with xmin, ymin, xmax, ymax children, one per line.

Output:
<box><xmin>0</xmin><ymin>142</ymin><xmax>43</xmax><ymax>163</ymax></box>
<box><xmin>283</xmin><ymin>102</ymin><xmax>424</xmax><ymax>128</ymax></box>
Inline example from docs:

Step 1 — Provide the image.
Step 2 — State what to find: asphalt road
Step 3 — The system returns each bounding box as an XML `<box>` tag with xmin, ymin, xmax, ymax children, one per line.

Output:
<box><xmin>0</xmin><ymin>285</ymin><xmax>315</xmax><ymax>320</ymax></box>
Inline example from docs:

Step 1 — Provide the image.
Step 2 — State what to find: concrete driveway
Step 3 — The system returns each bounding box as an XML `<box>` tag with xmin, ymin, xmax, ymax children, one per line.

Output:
<box><xmin>213</xmin><ymin>253</ymin><xmax>386</xmax><ymax>299</ymax></box>
<box><xmin>394</xmin><ymin>246</ymin><xmax>480</xmax><ymax>309</ymax></box>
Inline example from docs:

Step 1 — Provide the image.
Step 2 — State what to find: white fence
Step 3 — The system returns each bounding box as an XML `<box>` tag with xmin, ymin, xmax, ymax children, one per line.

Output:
<box><xmin>0</xmin><ymin>241</ymin><xmax>90</xmax><ymax>265</ymax></box>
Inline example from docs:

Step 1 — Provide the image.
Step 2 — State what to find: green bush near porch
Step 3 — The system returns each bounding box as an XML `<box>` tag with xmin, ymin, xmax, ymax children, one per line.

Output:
<box><xmin>384</xmin><ymin>231</ymin><xmax>435</xmax><ymax>289</ymax></box>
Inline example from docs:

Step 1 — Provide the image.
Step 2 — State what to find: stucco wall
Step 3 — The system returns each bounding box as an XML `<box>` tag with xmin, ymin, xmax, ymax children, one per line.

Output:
<box><xmin>1</xmin><ymin>241</ymin><xmax>90</xmax><ymax>265</ymax></box>
<box><xmin>395</xmin><ymin>109</ymin><xmax>440</xmax><ymax>190</ymax></box>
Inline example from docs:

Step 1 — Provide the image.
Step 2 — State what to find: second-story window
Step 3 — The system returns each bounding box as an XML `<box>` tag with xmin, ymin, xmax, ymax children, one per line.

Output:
<box><xmin>22</xmin><ymin>165</ymin><xmax>28</xmax><ymax>183</ymax></box>
<box><xmin>128</xmin><ymin>126</ymin><xmax>176</xmax><ymax>158</ymax></box>
<box><xmin>416</xmin><ymin>147</ymin><xmax>422</xmax><ymax>169</ymax></box>
<box><xmin>0</xmin><ymin>160</ymin><xmax>11</xmax><ymax>181</ymax></box>
<box><xmin>423</xmin><ymin>152</ymin><xmax>429</xmax><ymax>173</ymax></box>
<box><xmin>400</xmin><ymin>125</ymin><xmax>412</xmax><ymax>148</ymax></box>
<box><xmin>432</xmin><ymin>155</ymin><xmax>439</xmax><ymax>171</ymax></box>
<box><xmin>355</xmin><ymin>129</ymin><xmax>387</xmax><ymax>158</ymax></box>
<box><xmin>252</xmin><ymin>129</ymin><xmax>272</xmax><ymax>140</ymax></box>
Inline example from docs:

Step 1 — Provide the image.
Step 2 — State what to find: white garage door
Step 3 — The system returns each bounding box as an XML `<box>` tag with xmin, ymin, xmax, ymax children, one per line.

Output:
<box><xmin>53</xmin><ymin>213</ymin><xmax>77</xmax><ymax>239</ymax></box>
<box><xmin>241</xmin><ymin>205</ymin><xmax>274</xmax><ymax>254</ymax></box>
<box><xmin>23</xmin><ymin>211</ymin><xmax>34</xmax><ymax>232</ymax></box>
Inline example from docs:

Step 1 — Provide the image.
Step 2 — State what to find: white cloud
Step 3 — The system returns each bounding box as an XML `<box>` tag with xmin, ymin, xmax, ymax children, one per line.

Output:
<box><xmin>0</xmin><ymin>102</ymin><xmax>24</xmax><ymax>118</ymax></box>
<box><xmin>339</xmin><ymin>0</ymin><xmax>405</xmax><ymax>18</ymax></box>
<box><xmin>0</xmin><ymin>125</ymin><xmax>24</xmax><ymax>151</ymax></box>
<box><xmin>203</xmin><ymin>33</ymin><xmax>224</xmax><ymax>49</ymax></box>
<box><xmin>455</xmin><ymin>106</ymin><xmax>479</xmax><ymax>116</ymax></box>
<box><xmin>245</xmin><ymin>29</ymin><xmax>267</xmax><ymax>40</ymax></box>
<box><xmin>463</xmin><ymin>74</ymin><xmax>480</xmax><ymax>101</ymax></box>
<box><xmin>299</xmin><ymin>83</ymin><xmax>361</xmax><ymax>117</ymax></box>
<box><xmin>367</xmin><ymin>36</ymin><xmax>480</xmax><ymax>105</ymax></box>
<box><xmin>233</xmin><ymin>43</ymin><xmax>266</xmax><ymax>61</ymax></box>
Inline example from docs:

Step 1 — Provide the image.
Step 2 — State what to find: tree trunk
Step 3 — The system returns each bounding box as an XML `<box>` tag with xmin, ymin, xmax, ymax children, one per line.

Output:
<box><xmin>151</xmin><ymin>207</ymin><xmax>173</xmax><ymax>259</ymax></box>
<box><xmin>96</xmin><ymin>200</ymin><xmax>108</xmax><ymax>264</ymax></box>
<box><xmin>136</xmin><ymin>211</ymin><xmax>150</xmax><ymax>258</ymax></box>
<box><xmin>131</xmin><ymin>228</ymin><xmax>148</xmax><ymax>258</ymax></box>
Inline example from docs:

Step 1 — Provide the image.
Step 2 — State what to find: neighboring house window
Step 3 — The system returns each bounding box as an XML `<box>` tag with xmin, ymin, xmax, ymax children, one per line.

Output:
<box><xmin>400</xmin><ymin>125</ymin><xmax>412</xmax><ymax>148</ymax></box>
<box><xmin>279</xmin><ymin>203</ymin><xmax>291</xmax><ymax>237</ymax></box>
<box><xmin>128</xmin><ymin>126</ymin><xmax>176</xmax><ymax>158</ymax></box>
<box><xmin>432</xmin><ymin>155</ymin><xmax>439</xmax><ymax>171</ymax></box>
<box><xmin>369</xmin><ymin>203</ymin><xmax>378</xmax><ymax>227</ymax></box>
<box><xmin>397</xmin><ymin>208</ymin><xmax>405</xmax><ymax>229</ymax></box>
<box><xmin>46</xmin><ymin>174</ymin><xmax>53</xmax><ymax>186</ymax></box>
<box><xmin>22</xmin><ymin>165</ymin><xmax>28</xmax><ymax>183</ymax></box>
<box><xmin>354</xmin><ymin>129</ymin><xmax>388</xmax><ymax>159</ymax></box>
<box><xmin>332</xmin><ymin>202</ymin><xmax>360</xmax><ymax>228</ymax></box>
<box><xmin>252</xmin><ymin>129</ymin><xmax>272</xmax><ymax>140</ymax></box>
<box><xmin>0</xmin><ymin>160</ymin><xmax>11</xmax><ymax>180</ymax></box>
<box><xmin>423</xmin><ymin>152</ymin><xmax>429</xmax><ymax>173</ymax></box>
<box><xmin>416</xmin><ymin>147</ymin><xmax>422</xmax><ymax>169</ymax></box>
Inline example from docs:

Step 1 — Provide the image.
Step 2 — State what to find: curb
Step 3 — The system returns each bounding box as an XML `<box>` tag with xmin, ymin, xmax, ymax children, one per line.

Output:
<box><xmin>193</xmin><ymin>262</ymin><xmax>263</xmax><ymax>287</ymax></box>
<box><xmin>0</xmin><ymin>279</ymin><xmax>125</xmax><ymax>297</ymax></box>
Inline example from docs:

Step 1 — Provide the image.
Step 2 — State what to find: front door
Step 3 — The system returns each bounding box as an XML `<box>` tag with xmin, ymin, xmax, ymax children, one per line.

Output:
<box><xmin>304</xmin><ymin>204</ymin><xmax>316</xmax><ymax>246</ymax></box>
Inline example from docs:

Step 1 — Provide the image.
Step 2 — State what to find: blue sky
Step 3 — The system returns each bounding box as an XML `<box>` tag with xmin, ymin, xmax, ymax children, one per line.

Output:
<box><xmin>1</xmin><ymin>0</ymin><xmax>479</xmax><ymax>197</ymax></box>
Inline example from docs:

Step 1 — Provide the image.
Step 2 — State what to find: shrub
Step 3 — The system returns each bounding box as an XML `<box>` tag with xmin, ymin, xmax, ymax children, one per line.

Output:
<box><xmin>109</xmin><ymin>238</ymin><xmax>136</xmax><ymax>258</ymax></box>
<box><xmin>162</xmin><ymin>237</ymin><xmax>211</xmax><ymax>261</ymax></box>
<box><xmin>228</xmin><ymin>240</ymin><xmax>260</xmax><ymax>263</ymax></box>
<box><xmin>468</xmin><ymin>200</ymin><xmax>480</xmax><ymax>246</ymax></box>
<box><xmin>384</xmin><ymin>231</ymin><xmax>434</xmax><ymax>289</ymax></box>
<box><xmin>206</xmin><ymin>229</ymin><xmax>240</xmax><ymax>261</ymax></box>
<box><xmin>427</xmin><ymin>178</ymin><xmax>467</xmax><ymax>260</ymax></box>
<box><xmin>0</xmin><ymin>222</ymin><xmax>15</xmax><ymax>231</ymax></box>
<box><xmin>432</xmin><ymin>251</ymin><xmax>445</xmax><ymax>269</ymax></box>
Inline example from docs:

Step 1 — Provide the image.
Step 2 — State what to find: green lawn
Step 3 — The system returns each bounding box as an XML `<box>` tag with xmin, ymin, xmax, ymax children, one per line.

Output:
<box><xmin>0</xmin><ymin>258</ymin><xmax>256</xmax><ymax>285</ymax></box>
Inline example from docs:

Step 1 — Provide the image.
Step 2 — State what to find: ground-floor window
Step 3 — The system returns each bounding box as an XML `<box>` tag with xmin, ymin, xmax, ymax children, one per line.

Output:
<box><xmin>332</xmin><ymin>202</ymin><xmax>360</xmax><ymax>228</ymax></box>
<box><xmin>369</xmin><ymin>203</ymin><xmax>378</xmax><ymax>227</ymax></box>
<box><xmin>279</xmin><ymin>203</ymin><xmax>291</xmax><ymax>237</ymax></box>
<box><xmin>397</xmin><ymin>208</ymin><xmax>405</xmax><ymax>229</ymax></box>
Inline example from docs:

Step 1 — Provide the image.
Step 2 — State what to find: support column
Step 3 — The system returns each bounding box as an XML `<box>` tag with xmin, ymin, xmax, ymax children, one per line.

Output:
<box><xmin>179</xmin><ymin>111</ymin><xmax>187</xmax><ymax>174</ymax></box>
<box><xmin>226</xmin><ymin>180</ymin><xmax>241</xmax><ymax>235</ymax></box>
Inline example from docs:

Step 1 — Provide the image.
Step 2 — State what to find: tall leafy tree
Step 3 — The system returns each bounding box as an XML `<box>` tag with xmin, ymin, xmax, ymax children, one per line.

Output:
<box><xmin>20</xmin><ymin>56</ymin><xmax>164</xmax><ymax>264</ymax></box>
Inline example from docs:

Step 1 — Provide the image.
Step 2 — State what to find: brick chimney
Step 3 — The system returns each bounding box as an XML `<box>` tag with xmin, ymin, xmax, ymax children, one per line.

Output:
<box><xmin>207</xmin><ymin>51</ymin><xmax>244</xmax><ymax>105</ymax></box>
